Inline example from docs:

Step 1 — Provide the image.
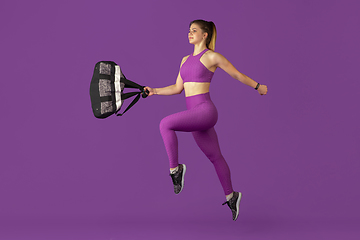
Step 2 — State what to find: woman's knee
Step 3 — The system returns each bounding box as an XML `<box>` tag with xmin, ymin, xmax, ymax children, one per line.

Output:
<box><xmin>207</xmin><ymin>153</ymin><xmax>225</xmax><ymax>164</ymax></box>
<box><xmin>159</xmin><ymin>116</ymin><xmax>171</xmax><ymax>133</ymax></box>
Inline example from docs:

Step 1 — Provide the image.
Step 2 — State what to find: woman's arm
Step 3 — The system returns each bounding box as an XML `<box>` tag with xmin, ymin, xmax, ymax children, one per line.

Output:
<box><xmin>144</xmin><ymin>57</ymin><xmax>187</xmax><ymax>96</ymax></box>
<box><xmin>211</xmin><ymin>52</ymin><xmax>268</xmax><ymax>95</ymax></box>
<box><xmin>152</xmin><ymin>71</ymin><xmax>184</xmax><ymax>96</ymax></box>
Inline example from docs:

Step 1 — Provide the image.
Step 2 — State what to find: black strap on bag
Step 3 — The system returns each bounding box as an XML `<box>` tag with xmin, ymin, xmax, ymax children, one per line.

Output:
<box><xmin>115</xmin><ymin>77</ymin><xmax>149</xmax><ymax>116</ymax></box>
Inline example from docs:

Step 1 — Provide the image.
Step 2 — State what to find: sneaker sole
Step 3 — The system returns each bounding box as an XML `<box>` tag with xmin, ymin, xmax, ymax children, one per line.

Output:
<box><xmin>178</xmin><ymin>164</ymin><xmax>186</xmax><ymax>194</ymax></box>
<box><xmin>234</xmin><ymin>192</ymin><xmax>242</xmax><ymax>221</ymax></box>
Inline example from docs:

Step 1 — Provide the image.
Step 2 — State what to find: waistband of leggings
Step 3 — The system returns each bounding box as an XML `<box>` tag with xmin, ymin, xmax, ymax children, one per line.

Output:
<box><xmin>185</xmin><ymin>92</ymin><xmax>212</xmax><ymax>109</ymax></box>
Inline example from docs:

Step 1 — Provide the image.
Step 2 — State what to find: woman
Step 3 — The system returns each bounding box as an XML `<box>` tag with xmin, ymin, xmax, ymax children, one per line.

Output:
<box><xmin>144</xmin><ymin>19</ymin><xmax>268</xmax><ymax>221</ymax></box>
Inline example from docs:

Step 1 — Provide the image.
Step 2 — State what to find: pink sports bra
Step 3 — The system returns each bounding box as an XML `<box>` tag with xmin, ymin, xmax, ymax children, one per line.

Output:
<box><xmin>180</xmin><ymin>49</ymin><xmax>214</xmax><ymax>83</ymax></box>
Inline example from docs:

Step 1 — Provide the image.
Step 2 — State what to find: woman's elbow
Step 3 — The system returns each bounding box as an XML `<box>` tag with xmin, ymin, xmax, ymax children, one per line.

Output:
<box><xmin>176</xmin><ymin>87</ymin><xmax>184</xmax><ymax>94</ymax></box>
<box><xmin>174</xmin><ymin>84</ymin><xmax>183</xmax><ymax>94</ymax></box>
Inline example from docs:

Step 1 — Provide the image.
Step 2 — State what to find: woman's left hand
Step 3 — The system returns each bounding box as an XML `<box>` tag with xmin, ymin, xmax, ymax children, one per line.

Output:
<box><xmin>258</xmin><ymin>85</ymin><xmax>268</xmax><ymax>95</ymax></box>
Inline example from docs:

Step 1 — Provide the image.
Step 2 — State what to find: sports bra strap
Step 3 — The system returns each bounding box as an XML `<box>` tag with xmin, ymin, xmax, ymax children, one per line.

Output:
<box><xmin>193</xmin><ymin>49</ymin><xmax>209</xmax><ymax>58</ymax></box>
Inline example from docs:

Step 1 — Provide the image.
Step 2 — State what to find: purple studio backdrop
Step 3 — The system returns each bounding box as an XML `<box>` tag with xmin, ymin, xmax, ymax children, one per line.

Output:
<box><xmin>0</xmin><ymin>0</ymin><xmax>359</xmax><ymax>239</ymax></box>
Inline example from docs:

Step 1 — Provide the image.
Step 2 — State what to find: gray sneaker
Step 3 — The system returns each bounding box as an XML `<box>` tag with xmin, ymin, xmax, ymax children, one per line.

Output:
<box><xmin>169</xmin><ymin>164</ymin><xmax>186</xmax><ymax>194</ymax></box>
<box><xmin>222</xmin><ymin>192</ymin><xmax>242</xmax><ymax>221</ymax></box>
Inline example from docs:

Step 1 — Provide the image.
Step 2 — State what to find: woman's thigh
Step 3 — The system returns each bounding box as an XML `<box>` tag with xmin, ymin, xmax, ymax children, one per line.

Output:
<box><xmin>160</xmin><ymin>102</ymin><xmax>218</xmax><ymax>132</ymax></box>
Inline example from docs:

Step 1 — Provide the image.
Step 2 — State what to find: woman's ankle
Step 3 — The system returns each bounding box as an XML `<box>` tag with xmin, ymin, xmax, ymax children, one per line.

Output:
<box><xmin>170</xmin><ymin>166</ymin><xmax>179</xmax><ymax>174</ymax></box>
<box><xmin>225</xmin><ymin>192</ymin><xmax>234</xmax><ymax>201</ymax></box>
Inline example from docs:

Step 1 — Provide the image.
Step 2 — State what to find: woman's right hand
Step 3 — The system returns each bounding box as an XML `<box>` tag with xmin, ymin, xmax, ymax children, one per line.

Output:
<box><xmin>144</xmin><ymin>86</ymin><xmax>156</xmax><ymax>96</ymax></box>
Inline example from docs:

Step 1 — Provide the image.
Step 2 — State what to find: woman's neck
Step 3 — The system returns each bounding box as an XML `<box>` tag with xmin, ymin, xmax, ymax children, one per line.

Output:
<box><xmin>193</xmin><ymin>43</ymin><xmax>207</xmax><ymax>55</ymax></box>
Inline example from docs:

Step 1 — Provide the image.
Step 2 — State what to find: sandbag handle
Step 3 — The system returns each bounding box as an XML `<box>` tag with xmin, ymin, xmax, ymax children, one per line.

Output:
<box><xmin>142</xmin><ymin>88</ymin><xmax>149</xmax><ymax>98</ymax></box>
<box><xmin>116</xmin><ymin>92</ymin><xmax>141</xmax><ymax>116</ymax></box>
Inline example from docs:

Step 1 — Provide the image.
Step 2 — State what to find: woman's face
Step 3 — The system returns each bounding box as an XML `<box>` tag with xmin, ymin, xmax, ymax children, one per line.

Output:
<box><xmin>188</xmin><ymin>23</ymin><xmax>207</xmax><ymax>44</ymax></box>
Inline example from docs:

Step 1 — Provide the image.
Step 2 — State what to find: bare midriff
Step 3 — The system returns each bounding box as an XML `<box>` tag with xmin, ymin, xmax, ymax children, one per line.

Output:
<box><xmin>184</xmin><ymin>82</ymin><xmax>211</xmax><ymax>97</ymax></box>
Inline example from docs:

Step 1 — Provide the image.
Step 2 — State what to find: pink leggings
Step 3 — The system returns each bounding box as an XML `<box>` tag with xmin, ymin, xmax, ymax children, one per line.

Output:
<box><xmin>159</xmin><ymin>92</ymin><xmax>234</xmax><ymax>195</ymax></box>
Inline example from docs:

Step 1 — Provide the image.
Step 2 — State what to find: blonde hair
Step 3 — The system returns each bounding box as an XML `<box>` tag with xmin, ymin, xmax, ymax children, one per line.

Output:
<box><xmin>190</xmin><ymin>20</ymin><xmax>217</xmax><ymax>51</ymax></box>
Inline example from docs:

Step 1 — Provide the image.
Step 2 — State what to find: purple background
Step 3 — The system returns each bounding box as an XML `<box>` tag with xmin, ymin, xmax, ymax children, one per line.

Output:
<box><xmin>1</xmin><ymin>0</ymin><xmax>359</xmax><ymax>239</ymax></box>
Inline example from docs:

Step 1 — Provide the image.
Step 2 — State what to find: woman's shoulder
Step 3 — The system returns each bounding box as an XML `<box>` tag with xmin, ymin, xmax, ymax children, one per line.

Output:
<box><xmin>203</xmin><ymin>50</ymin><xmax>225</xmax><ymax>64</ymax></box>
<box><xmin>205</xmin><ymin>50</ymin><xmax>222</xmax><ymax>58</ymax></box>
<box><xmin>181</xmin><ymin>55</ymin><xmax>190</xmax><ymax>63</ymax></box>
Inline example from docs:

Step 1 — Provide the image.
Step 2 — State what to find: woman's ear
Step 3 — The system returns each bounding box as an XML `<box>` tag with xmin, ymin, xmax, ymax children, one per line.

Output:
<box><xmin>203</xmin><ymin>32</ymin><xmax>208</xmax><ymax>40</ymax></box>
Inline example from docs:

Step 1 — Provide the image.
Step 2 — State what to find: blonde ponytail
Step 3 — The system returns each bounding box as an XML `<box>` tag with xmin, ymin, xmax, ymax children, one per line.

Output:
<box><xmin>208</xmin><ymin>21</ymin><xmax>217</xmax><ymax>51</ymax></box>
